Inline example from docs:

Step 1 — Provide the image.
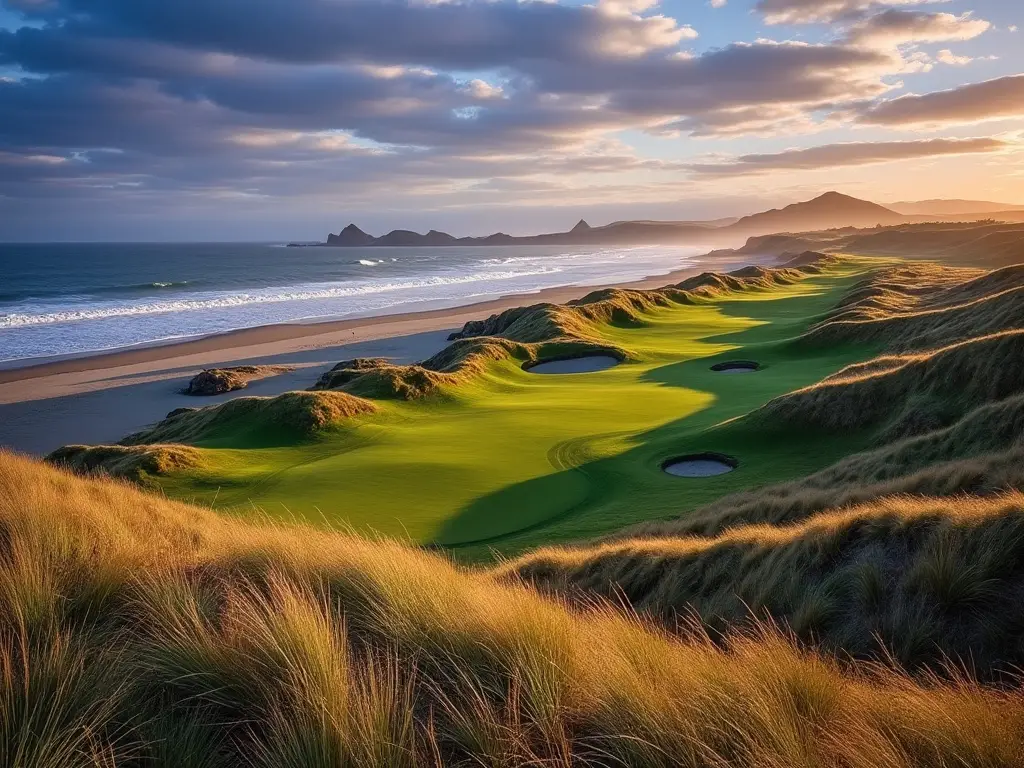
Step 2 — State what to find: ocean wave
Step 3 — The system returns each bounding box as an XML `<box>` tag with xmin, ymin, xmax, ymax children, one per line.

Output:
<box><xmin>0</xmin><ymin>280</ymin><xmax>193</xmax><ymax>304</ymax></box>
<box><xmin>0</xmin><ymin>267</ymin><xmax>561</xmax><ymax>328</ymax></box>
<box><xmin>479</xmin><ymin>246</ymin><xmax>651</xmax><ymax>266</ymax></box>
<box><xmin>356</xmin><ymin>259</ymin><xmax>379</xmax><ymax>266</ymax></box>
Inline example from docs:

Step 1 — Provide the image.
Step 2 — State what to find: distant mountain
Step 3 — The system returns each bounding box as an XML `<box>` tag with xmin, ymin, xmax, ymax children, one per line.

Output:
<box><xmin>326</xmin><ymin>224</ymin><xmax>375</xmax><ymax>246</ymax></box>
<box><xmin>308</xmin><ymin>192</ymin><xmax>913</xmax><ymax>248</ymax></box>
<box><xmin>731</xmin><ymin>192</ymin><xmax>904</xmax><ymax>234</ymax></box>
<box><xmin>891</xmin><ymin>199</ymin><xmax>1024</xmax><ymax>216</ymax></box>
<box><xmin>374</xmin><ymin>229</ymin><xmax>458</xmax><ymax>247</ymax></box>
<box><xmin>715</xmin><ymin>219</ymin><xmax>1024</xmax><ymax>270</ymax></box>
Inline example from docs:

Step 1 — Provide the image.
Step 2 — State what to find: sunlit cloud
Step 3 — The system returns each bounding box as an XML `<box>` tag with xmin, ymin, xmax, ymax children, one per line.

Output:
<box><xmin>686</xmin><ymin>136</ymin><xmax>1011</xmax><ymax>176</ymax></box>
<box><xmin>860</xmin><ymin>75</ymin><xmax>1024</xmax><ymax>127</ymax></box>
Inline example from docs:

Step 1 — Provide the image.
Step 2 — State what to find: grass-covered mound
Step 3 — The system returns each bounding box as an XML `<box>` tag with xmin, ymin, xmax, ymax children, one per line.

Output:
<box><xmin>46</xmin><ymin>391</ymin><xmax>378</xmax><ymax>480</ymax></box>
<box><xmin>46</xmin><ymin>443</ymin><xmax>202</xmax><ymax>483</ymax></box>
<box><xmin>452</xmin><ymin>262</ymin><xmax>822</xmax><ymax>344</ymax></box>
<box><xmin>760</xmin><ymin>330</ymin><xmax>1024</xmax><ymax>436</ymax></box>
<box><xmin>800</xmin><ymin>263</ymin><xmax>1024</xmax><ymax>351</ymax></box>
<box><xmin>311</xmin><ymin>260</ymin><xmax>830</xmax><ymax>401</ymax></box>
<box><xmin>507</xmin><ymin>492</ymin><xmax>1024</xmax><ymax>678</ymax></box>
<box><xmin>2</xmin><ymin>450</ymin><xmax>1023</xmax><ymax>767</ymax></box>
<box><xmin>123</xmin><ymin>390</ymin><xmax>378</xmax><ymax>446</ymax></box>
<box><xmin>311</xmin><ymin>337</ymin><xmax>625</xmax><ymax>400</ymax></box>
<box><xmin>735</xmin><ymin>261</ymin><xmax>1024</xmax><ymax>446</ymax></box>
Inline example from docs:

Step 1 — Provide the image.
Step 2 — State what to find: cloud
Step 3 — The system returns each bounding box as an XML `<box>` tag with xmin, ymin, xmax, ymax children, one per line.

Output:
<box><xmin>936</xmin><ymin>49</ymin><xmax>971</xmax><ymax>65</ymax></box>
<box><xmin>0</xmin><ymin>0</ymin><xmax>1014</xmax><ymax>233</ymax></box>
<box><xmin>859</xmin><ymin>74</ymin><xmax>1024</xmax><ymax>126</ymax></box>
<box><xmin>0</xmin><ymin>1</ymin><xmax>905</xmax><ymax>155</ymax></box>
<box><xmin>845</xmin><ymin>10</ymin><xmax>990</xmax><ymax>47</ymax></box>
<box><xmin>755</xmin><ymin>0</ymin><xmax>946</xmax><ymax>25</ymax></box>
<box><xmin>4</xmin><ymin>0</ymin><xmax>691</xmax><ymax>69</ymax></box>
<box><xmin>936</xmin><ymin>49</ymin><xmax>995</xmax><ymax>66</ymax></box>
<box><xmin>687</xmin><ymin>136</ymin><xmax>1011</xmax><ymax>176</ymax></box>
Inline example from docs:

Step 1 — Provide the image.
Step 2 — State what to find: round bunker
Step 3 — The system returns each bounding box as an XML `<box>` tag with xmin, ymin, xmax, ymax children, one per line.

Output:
<box><xmin>525</xmin><ymin>355</ymin><xmax>620</xmax><ymax>375</ymax></box>
<box><xmin>662</xmin><ymin>452</ymin><xmax>738</xmax><ymax>478</ymax></box>
<box><xmin>710</xmin><ymin>360</ymin><xmax>761</xmax><ymax>374</ymax></box>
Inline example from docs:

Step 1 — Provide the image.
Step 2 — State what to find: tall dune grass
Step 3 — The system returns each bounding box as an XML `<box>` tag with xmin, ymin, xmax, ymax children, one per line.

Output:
<box><xmin>1</xmin><ymin>451</ymin><xmax>1022</xmax><ymax>766</ymax></box>
<box><xmin>507</xmin><ymin>492</ymin><xmax>1024</xmax><ymax>676</ymax></box>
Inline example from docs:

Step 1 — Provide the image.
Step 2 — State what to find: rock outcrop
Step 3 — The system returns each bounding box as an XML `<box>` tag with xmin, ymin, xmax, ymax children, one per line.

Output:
<box><xmin>183</xmin><ymin>365</ymin><xmax>294</xmax><ymax>396</ymax></box>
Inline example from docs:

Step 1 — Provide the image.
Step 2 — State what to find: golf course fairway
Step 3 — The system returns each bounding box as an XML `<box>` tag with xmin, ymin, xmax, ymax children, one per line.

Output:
<box><xmin>125</xmin><ymin>258</ymin><xmax>888</xmax><ymax>557</ymax></box>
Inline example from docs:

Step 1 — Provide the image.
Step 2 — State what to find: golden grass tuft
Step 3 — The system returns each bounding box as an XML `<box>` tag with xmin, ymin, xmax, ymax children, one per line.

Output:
<box><xmin>759</xmin><ymin>329</ymin><xmax>1024</xmax><ymax>435</ymax></box>
<box><xmin>799</xmin><ymin>262</ymin><xmax>1024</xmax><ymax>351</ymax></box>
<box><xmin>46</xmin><ymin>443</ymin><xmax>203</xmax><ymax>482</ymax></box>
<box><xmin>2</xmin><ymin>450</ymin><xmax>1023</xmax><ymax>766</ymax></box>
<box><xmin>505</xmin><ymin>492</ymin><xmax>1024</xmax><ymax>676</ymax></box>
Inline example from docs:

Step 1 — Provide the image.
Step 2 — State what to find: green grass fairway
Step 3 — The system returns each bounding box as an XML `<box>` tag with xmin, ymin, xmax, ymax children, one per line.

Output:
<box><xmin>156</xmin><ymin>259</ymin><xmax>887</xmax><ymax>557</ymax></box>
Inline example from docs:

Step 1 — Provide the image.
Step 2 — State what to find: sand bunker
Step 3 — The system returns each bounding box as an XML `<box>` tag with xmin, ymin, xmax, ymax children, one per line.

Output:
<box><xmin>525</xmin><ymin>355</ymin><xmax>620</xmax><ymax>375</ymax></box>
<box><xmin>710</xmin><ymin>360</ymin><xmax>761</xmax><ymax>374</ymax></box>
<box><xmin>663</xmin><ymin>452</ymin><xmax>738</xmax><ymax>477</ymax></box>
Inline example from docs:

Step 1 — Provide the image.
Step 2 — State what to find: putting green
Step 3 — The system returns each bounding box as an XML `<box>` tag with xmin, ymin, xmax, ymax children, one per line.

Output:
<box><xmin>155</xmin><ymin>258</ymin><xmax>887</xmax><ymax>558</ymax></box>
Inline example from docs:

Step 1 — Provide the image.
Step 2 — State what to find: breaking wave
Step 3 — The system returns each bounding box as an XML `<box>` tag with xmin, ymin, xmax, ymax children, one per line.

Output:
<box><xmin>0</xmin><ymin>267</ymin><xmax>561</xmax><ymax>329</ymax></box>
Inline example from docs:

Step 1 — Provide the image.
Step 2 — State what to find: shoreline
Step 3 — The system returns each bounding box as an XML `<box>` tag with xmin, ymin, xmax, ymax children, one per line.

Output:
<box><xmin>0</xmin><ymin>255</ymin><xmax>758</xmax><ymax>455</ymax></box>
<box><xmin>0</xmin><ymin>260</ymin><xmax>726</xmax><ymax>386</ymax></box>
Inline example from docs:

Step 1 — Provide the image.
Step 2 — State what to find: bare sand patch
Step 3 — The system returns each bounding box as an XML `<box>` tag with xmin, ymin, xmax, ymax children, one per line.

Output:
<box><xmin>663</xmin><ymin>452</ymin><xmax>738</xmax><ymax>477</ymax></box>
<box><xmin>711</xmin><ymin>360</ymin><xmax>761</xmax><ymax>374</ymax></box>
<box><xmin>524</xmin><ymin>355</ymin><xmax>621</xmax><ymax>375</ymax></box>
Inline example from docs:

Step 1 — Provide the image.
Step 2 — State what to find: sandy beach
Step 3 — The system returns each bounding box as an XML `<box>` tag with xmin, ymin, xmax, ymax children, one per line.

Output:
<box><xmin>0</xmin><ymin>263</ymin><xmax>716</xmax><ymax>455</ymax></box>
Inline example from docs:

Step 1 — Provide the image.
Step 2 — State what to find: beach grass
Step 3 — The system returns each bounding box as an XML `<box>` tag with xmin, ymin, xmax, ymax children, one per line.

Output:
<box><xmin>2</xmin><ymin>450</ymin><xmax>1023</xmax><ymax>767</ymax></box>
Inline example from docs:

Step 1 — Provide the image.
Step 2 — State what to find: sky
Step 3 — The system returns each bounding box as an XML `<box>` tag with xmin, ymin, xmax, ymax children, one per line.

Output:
<box><xmin>0</xmin><ymin>0</ymin><xmax>1022</xmax><ymax>241</ymax></box>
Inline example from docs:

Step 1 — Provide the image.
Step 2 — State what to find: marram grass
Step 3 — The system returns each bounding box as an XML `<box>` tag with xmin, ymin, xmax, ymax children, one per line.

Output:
<box><xmin>1</xmin><ymin>451</ymin><xmax>1023</xmax><ymax>767</ymax></box>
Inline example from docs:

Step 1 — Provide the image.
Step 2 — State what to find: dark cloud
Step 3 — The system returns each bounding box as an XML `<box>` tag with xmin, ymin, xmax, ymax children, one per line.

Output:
<box><xmin>687</xmin><ymin>137</ymin><xmax>1010</xmax><ymax>176</ymax></box>
<box><xmin>4</xmin><ymin>0</ymin><xmax>688</xmax><ymax>69</ymax></box>
<box><xmin>859</xmin><ymin>74</ymin><xmax>1024</xmax><ymax>126</ymax></box>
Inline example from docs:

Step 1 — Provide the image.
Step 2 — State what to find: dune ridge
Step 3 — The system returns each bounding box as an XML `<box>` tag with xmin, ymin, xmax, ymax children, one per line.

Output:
<box><xmin>504</xmin><ymin>258</ymin><xmax>1024</xmax><ymax>676</ymax></box>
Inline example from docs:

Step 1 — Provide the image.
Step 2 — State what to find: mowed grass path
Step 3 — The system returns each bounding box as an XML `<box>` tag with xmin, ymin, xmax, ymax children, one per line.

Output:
<box><xmin>158</xmin><ymin>260</ymin><xmax>884</xmax><ymax>556</ymax></box>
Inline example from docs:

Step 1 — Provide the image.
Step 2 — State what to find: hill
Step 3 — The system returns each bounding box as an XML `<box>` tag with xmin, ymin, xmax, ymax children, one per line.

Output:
<box><xmin>892</xmin><ymin>199</ymin><xmax>1024</xmax><ymax>216</ymax></box>
<box><xmin>730</xmin><ymin>191</ymin><xmax>904</xmax><ymax>234</ymax></box>
<box><xmin>308</xmin><ymin>195</ymin><xmax>1024</xmax><ymax>250</ymax></box>
<box><xmin>306</xmin><ymin>192</ymin><xmax>909</xmax><ymax>248</ymax></box>
<box><xmin>725</xmin><ymin>221</ymin><xmax>1024</xmax><ymax>269</ymax></box>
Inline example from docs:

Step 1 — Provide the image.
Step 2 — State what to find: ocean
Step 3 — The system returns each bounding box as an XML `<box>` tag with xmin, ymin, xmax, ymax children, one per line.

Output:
<box><xmin>0</xmin><ymin>242</ymin><xmax>705</xmax><ymax>363</ymax></box>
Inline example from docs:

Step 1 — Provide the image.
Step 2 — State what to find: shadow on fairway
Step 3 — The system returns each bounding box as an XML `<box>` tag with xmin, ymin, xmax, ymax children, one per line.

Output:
<box><xmin>432</xmin><ymin>282</ymin><xmax>879</xmax><ymax>556</ymax></box>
